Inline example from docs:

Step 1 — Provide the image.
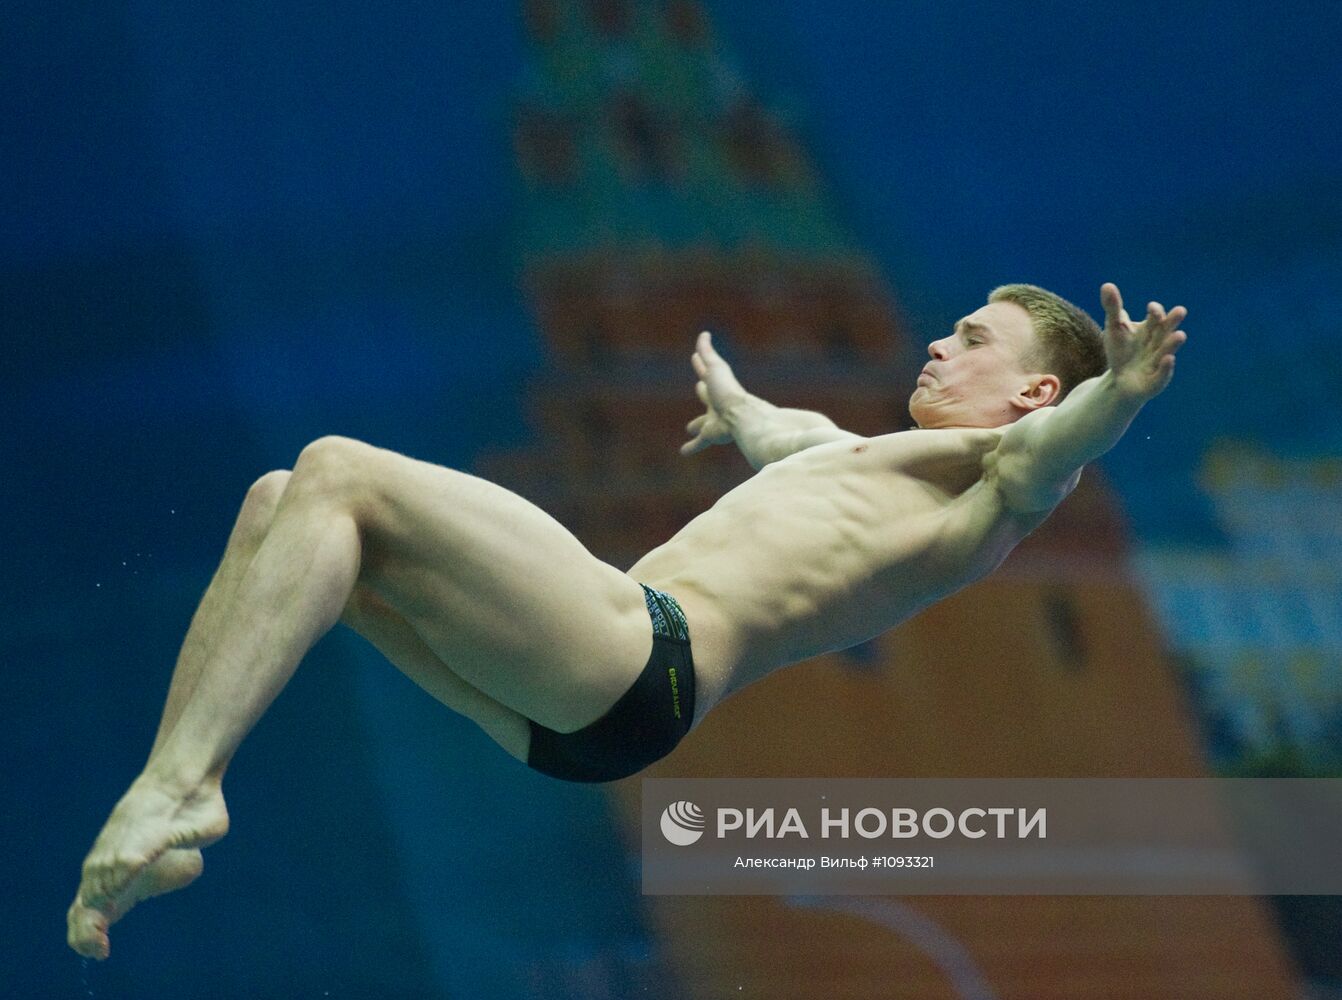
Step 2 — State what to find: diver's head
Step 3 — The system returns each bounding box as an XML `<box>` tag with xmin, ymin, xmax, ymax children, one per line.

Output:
<box><xmin>909</xmin><ymin>283</ymin><xmax>1105</xmax><ymax>429</ymax></box>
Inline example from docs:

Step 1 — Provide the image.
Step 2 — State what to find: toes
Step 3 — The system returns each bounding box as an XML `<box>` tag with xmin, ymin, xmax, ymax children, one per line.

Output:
<box><xmin>67</xmin><ymin>900</ymin><xmax>110</xmax><ymax>960</ymax></box>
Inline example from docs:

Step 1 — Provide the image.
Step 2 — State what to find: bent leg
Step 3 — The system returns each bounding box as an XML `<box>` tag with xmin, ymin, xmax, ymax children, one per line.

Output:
<box><xmin>70</xmin><ymin>434</ymin><xmax>648</xmax><ymax>959</ymax></box>
<box><xmin>152</xmin><ymin>465</ymin><xmax>532</xmax><ymax>763</ymax></box>
<box><xmin>71</xmin><ymin>443</ymin><xmax>363</xmax><ymax>959</ymax></box>
<box><xmin>146</xmin><ymin>469</ymin><xmax>295</xmax><ymax>770</ymax></box>
<box><xmin>334</xmin><ymin>437</ymin><xmax>653</xmax><ymax>733</ymax></box>
<box><xmin>147</xmin><ymin>441</ymin><xmax>362</xmax><ymax>788</ymax></box>
<box><xmin>70</xmin><ymin>469</ymin><xmax>297</xmax><ymax>959</ymax></box>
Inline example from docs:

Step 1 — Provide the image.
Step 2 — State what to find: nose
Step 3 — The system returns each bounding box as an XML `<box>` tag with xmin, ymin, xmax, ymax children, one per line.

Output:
<box><xmin>927</xmin><ymin>338</ymin><xmax>951</xmax><ymax>361</ymax></box>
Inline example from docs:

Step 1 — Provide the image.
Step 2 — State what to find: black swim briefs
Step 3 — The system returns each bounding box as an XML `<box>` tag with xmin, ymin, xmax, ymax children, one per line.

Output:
<box><xmin>525</xmin><ymin>583</ymin><xmax>696</xmax><ymax>783</ymax></box>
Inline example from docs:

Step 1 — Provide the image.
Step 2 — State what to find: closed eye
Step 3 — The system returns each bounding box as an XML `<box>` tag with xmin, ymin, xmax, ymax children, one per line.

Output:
<box><xmin>954</xmin><ymin>319</ymin><xmax>992</xmax><ymax>346</ymax></box>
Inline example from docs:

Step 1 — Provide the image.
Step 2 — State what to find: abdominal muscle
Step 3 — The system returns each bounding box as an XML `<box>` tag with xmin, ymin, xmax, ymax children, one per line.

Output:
<box><xmin>627</xmin><ymin>429</ymin><xmax>1025</xmax><ymax>729</ymax></box>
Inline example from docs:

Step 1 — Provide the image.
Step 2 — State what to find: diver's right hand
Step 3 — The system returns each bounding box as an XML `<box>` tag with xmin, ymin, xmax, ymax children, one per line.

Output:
<box><xmin>681</xmin><ymin>331</ymin><xmax>748</xmax><ymax>456</ymax></box>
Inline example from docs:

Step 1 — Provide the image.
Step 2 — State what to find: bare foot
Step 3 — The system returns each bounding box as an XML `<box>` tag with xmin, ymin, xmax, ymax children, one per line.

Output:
<box><xmin>68</xmin><ymin>776</ymin><xmax>229</xmax><ymax>960</ymax></box>
<box><xmin>67</xmin><ymin>848</ymin><xmax>204</xmax><ymax>960</ymax></box>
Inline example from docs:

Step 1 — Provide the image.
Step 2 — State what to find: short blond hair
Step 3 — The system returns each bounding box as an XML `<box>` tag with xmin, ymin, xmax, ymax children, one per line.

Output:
<box><xmin>987</xmin><ymin>283</ymin><xmax>1105</xmax><ymax>401</ymax></box>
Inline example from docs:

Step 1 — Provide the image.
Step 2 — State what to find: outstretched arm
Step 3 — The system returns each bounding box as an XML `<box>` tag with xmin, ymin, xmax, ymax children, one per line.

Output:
<box><xmin>681</xmin><ymin>331</ymin><xmax>863</xmax><ymax>471</ymax></box>
<box><xmin>988</xmin><ymin>283</ymin><xmax>1188</xmax><ymax>511</ymax></box>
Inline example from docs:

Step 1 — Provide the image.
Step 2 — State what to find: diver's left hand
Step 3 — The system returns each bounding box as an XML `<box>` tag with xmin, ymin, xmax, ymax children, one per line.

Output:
<box><xmin>1100</xmin><ymin>282</ymin><xmax>1188</xmax><ymax>400</ymax></box>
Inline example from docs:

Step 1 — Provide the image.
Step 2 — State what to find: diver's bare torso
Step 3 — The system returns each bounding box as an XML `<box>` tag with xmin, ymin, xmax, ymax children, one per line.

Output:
<box><xmin>627</xmin><ymin>425</ymin><xmax>1075</xmax><ymax>730</ymax></box>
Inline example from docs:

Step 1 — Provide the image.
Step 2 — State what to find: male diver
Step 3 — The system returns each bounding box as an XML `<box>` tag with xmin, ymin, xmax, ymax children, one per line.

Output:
<box><xmin>69</xmin><ymin>282</ymin><xmax>1186</xmax><ymax>959</ymax></box>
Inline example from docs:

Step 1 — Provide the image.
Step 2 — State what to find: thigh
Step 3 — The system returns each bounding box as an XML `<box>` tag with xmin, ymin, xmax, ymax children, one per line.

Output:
<box><xmin>341</xmin><ymin>439</ymin><xmax>653</xmax><ymax>732</ymax></box>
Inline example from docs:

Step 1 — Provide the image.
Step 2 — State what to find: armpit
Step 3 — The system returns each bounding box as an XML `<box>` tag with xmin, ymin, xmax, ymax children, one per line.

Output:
<box><xmin>983</xmin><ymin>443</ymin><xmax>1081</xmax><ymax>514</ymax></box>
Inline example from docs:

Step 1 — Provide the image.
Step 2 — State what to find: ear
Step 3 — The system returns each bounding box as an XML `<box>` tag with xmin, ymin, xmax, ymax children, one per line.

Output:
<box><xmin>1016</xmin><ymin>373</ymin><xmax>1062</xmax><ymax>411</ymax></box>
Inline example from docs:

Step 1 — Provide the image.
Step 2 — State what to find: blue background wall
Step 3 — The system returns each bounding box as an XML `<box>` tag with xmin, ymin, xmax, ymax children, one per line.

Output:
<box><xmin>5</xmin><ymin>2</ymin><xmax>1338</xmax><ymax>995</ymax></box>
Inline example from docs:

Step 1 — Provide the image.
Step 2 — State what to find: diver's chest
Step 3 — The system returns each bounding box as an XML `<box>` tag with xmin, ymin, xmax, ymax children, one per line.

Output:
<box><xmin>789</xmin><ymin>426</ymin><xmax>994</xmax><ymax>496</ymax></box>
<box><xmin>847</xmin><ymin>453</ymin><xmax>988</xmax><ymax>515</ymax></box>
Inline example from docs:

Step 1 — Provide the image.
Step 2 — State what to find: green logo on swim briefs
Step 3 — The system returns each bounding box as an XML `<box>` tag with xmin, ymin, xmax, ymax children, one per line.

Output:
<box><xmin>668</xmin><ymin>667</ymin><xmax>681</xmax><ymax>719</ymax></box>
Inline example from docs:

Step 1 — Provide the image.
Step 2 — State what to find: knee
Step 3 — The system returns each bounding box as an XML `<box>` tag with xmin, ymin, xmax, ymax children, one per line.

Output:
<box><xmin>291</xmin><ymin>435</ymin><xmax>369</xmax><ymax>494</ymax></box>
<box><xmin>246</xmin><ymin>469</ymin><xmax>292</xmax><ymax>508</ymax></box>
<box><xmin>296</xmin><ymin>434</ymin><xmax>363</xmax><ymax>469</ymax></box>
<box><xmin>237</xmin><ymin>470</ymin><xmax>293</xmax><ymax>539</ymax></box>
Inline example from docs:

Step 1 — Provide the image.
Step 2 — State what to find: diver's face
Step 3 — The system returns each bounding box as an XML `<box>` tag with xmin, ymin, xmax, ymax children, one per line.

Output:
<box><xmin>909</xmin><ymin>301</ymin><xmax>1053</xmax><ymax>428</ymax></box>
